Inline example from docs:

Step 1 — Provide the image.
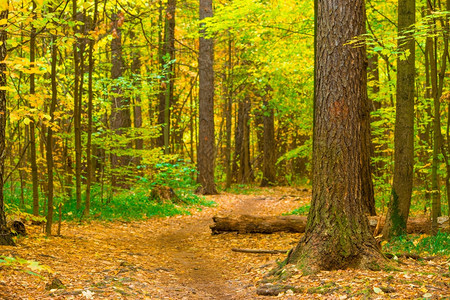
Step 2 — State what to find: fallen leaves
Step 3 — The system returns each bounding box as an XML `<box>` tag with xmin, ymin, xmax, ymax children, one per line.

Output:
<box><xmin>0</xmin><ymin>186</ymin><xmax>448</xmax><ymax>299</ymax></box>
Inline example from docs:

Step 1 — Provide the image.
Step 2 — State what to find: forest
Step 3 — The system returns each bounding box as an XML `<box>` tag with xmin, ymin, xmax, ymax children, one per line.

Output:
<box><xmin>0</xmin><ymin>0</ymin><xmax>449</xmax><ymax>298</ymax></box>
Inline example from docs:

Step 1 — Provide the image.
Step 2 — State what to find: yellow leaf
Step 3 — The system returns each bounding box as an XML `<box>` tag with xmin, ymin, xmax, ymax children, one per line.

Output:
<box><xmin>0</xmin><ymin>0</ymin><xmax>7</xmax><ymax>11</ymax></box>
<box><xmin>0</xmin><ymin>19</ymin><xmax>7</xmax><ymax>26</ymax></box>
<box><xmin>23</xmin><ymin>117</ymin><xmax>31</xmax><ymax>125</ymax></box>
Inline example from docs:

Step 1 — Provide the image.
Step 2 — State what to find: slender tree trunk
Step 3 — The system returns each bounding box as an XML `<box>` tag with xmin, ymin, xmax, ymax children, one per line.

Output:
<box><xmin>131</xmin><ymin>32</ymin><xmax>144</xmax><ymax>156</ymax></box>
<box><xmin>431</xmin><ymin>1</ymin><xmax>449</xmax><ymax>231</ymax></box>
<box><xmin>382</xmin><ymin>0</ymin><xmax>415</xmax><ymax>239</ymax></box>
<box><xmin>260</xmin><ymin>92</ymin><xmax>276</xmax><ymax>187</ymax></box>
<box><xmin>0</xmin><ymin>9</ymin><xmax>14</xmax><ymax>246</ymax></box>
<box><xmin>110</xmin><ymin>12</ymin><xmax>132</xmax><ymax>188</ymax></box>
<box><xmin>224</xmin><ymin>39</ymin><xmax>233</xmax><ymax>189</ymax></box>
<box><xmin>29</xmin><ymin>0</ymin><xmax>39</xmax><ymax>216</ymax></box>
<box><xmin>156</xmin><ymin>0</ymin><xmax>176</xmax><ymax>153</ymax></box>
<box><xmin>46</xmin><ymin>31</ymin><xmax>58</xmax><ymax>236</ymax></box>
<box><xmin>85</xmin><ymin>0</ymin><xmax>98</xmax><ymax>216</ymax></box>
<box><xmin>197</xmin><ymin>0</ymin><xmax>217</xmax><ymax>194</ymax></box>
<box><xmin>73</xmin><ymin>0</ymin><xmax>82</xmax><ymax>210</ymax></box>
<box><xmin>287</xmin><ymin>0</ymin><xmax>384</xmax><ymax>273</ymax></box>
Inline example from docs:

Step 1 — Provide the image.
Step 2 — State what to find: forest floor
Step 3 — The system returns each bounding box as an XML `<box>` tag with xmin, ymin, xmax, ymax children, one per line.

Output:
<box><xmin>0</xmin><ymin>186</ymin><xmax>449</xmax><ymax>299</ymax></box>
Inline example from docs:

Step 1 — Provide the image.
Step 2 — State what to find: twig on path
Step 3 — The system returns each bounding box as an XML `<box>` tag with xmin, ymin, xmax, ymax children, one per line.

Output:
<box><xmin>232</xmin><ymin>248</ymin><xmax>289</xmax><ymax>254</ymax></box>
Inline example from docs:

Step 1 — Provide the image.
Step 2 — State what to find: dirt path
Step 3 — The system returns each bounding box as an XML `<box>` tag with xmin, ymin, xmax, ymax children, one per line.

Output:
<box><xmin>0</xmin><ymin>187</ymin><xmax>305</xmax><ymax>299</ymax></box>
<box><xmin>1</xmin><ymin>187</ymin><xmax>448</xmax><ymax>299</ymax></box>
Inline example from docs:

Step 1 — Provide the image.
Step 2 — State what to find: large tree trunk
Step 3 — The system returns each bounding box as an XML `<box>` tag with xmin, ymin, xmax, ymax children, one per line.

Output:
<box><xmin>0</xmin><ymin>9</ymin><xmax>14</xmax><ymax>245</ymax></box>
<box><xmin>287</xmin><ymin>0</ymin><xmax>384</xmax><ymax>273</ymax></box>
<box><xmin>197</xmin><ymin>0</ymin><xmax>217</xmax><ymax>195</ymax></box>
<box><xmin>382</xmin><ymin>0</ymin><xmax>415</xmax><ymax>239</ymax></box>
<box><xmin>211</xmin><ymin>215</ymin><xmax>450</xmax><ymax>235</ymax></box>
<box><xmin>110</xmin><ymin>12</ymin><xmax>132</xmax><ymax>188</ymax></box>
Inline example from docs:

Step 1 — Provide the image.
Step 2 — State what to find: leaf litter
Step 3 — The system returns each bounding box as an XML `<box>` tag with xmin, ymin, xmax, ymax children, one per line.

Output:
<box><xmin>0</xmin><ymin>186</ymin><xmax>448</xmax><ymax>299</ymax></box>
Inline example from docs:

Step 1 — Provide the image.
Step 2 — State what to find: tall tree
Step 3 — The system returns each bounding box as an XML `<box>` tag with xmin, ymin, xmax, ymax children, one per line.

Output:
<box><xmin>46</xmin><ymin>24</ymin><xmax>59</xmax><ymax>236</ymax></box>
<box><xmin>110</xmin><ymin>11</ymin><xmax>132</xmax><ymax>187</ymax></box>
<box><xmin>197</xmin><ymin>0</ymin><xmax>217</xmax><ymax>194</ymax></box>
<box><xmin>260</xmin><ymin>90</ymin><xmax>276</xmax><ymax>187</ymax></box>
<box><xmin>156</xmin><ymin>0</ymin><xmax>176</xmax><ymax>153</ymax></box>
<box><xmin>286</xmin><ymin>0</ymin><xmax>384</xmax><ymax>272</ymax></box>
<box><xmin>85</xmin><ymin>0</ymin><xmax>98</xmax><ymax>216</ymax></box>
<box><xmin>73</xmin><ymin>0</ymin><xmax>82</xmax><ymax>210</ymax></box>
<box><xmin>29</xmin><ymin>0</ymin><xmax>39</xmax><ymax>216</ymax></box>
<box><xmin>381</xmin><ymin>0</ymin><xmax>415</xmax><ymax>239</ymax></box>
<box><xmin>0</xmin><ymin>8</ymin><xmax>14</xmax><ymax>246</ymax></box>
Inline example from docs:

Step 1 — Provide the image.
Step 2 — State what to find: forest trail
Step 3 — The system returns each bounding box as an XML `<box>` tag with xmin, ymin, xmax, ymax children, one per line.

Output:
<box><xmin>1</xmin><ymin>187</ymin><xmax>449</xmax><ymax>299</ymax></box>
<box><xmin>0</xmin><ymin>187</ymin><xmax>305</xmax><ymax>299</ymax></box>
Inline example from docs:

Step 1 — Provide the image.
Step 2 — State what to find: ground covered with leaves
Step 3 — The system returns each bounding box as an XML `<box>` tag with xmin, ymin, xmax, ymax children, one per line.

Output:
<box><xmin>0</xmin><ymin>187</ymin><xmax>449</xmax><ymax>299</ymax></box>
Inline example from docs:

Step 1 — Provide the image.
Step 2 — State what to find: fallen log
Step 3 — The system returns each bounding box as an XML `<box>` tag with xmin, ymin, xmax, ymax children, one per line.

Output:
<box><xmin>211</xmin><ymin>215</ymin><xmax>449</xmax><ymax>235</ymax></box>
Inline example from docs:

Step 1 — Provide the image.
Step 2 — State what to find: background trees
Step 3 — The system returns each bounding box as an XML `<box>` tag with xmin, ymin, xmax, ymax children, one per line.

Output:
<box><xmin>0</xmin><ymin>0</ymin><xmax>448</xmax><ymax>235</ymax></box>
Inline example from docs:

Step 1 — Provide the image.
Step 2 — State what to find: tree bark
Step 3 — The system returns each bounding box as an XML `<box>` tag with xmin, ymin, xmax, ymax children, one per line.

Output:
<box><xmin>46</xmin><ymin>31</ymin><xmax>58</xmax><ymax>236</ymax></box>
<box><xmin>382</xmin><ymin>0</ymin><xmax>415</xmax><ymax>239</ymax></box>
<box><xmin>0</xmin><ymin>9</ymin><xmax>14</xmax><ymax>245</ymax></box>
<box><xmin>85</xmin><ymin>0</ymin><xmax>98</xmax><ymax>216</ymax></box>
<box><xmin>260</xmin><ymin>91</ymin><xmax>276</xmax><ymax>187</ymax></box>
<box><xmin>29</xmin><ymin>0</ymin><xmax>39</xmax><ymax>217</ymax></box>
<box><xmin>224</xmin><ymin>37</ymin><xmax>233</xmax><ymax>189</ymax></box>
<box><xmin>156</xmin><ymin>0</ymin><xmax>176</xmax><ymax>153</ymax></box>
<box><xmin>210</xmin><ymin>215</ymin><xmax>449</xmax><ymax>235</ymax></box>
<box><xmin>233</xmin><ymin>97</ymin><xmax>253</xmax><ymax>184</ymax></box>
<box><xmin>110</xmin><ymin>12</ymin><xmax>132</xmax><ymax>188</ymax></box>
<box><xmin>197</xmin><ymin>0</ymin><xmax>217</xmax><ymax>195</ymax></box>
<box><xmin>73</xmin><ymin>0</ymin><xmax>82</xmax><ymax>210</ymax></box>
<box><xmin>287</xmin><ymin>0</ymin><xmax>384</xmax><ymax>273</ymax></box>
<box><xmin>131</xmin><ymin>31</ymin><xmax>144</xmax><ymax>157</ymax></box>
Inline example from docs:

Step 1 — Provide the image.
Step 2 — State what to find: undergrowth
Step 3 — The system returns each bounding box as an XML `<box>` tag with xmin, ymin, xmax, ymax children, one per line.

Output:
<box><xmin>4</xmin><ymin>177</ymin><xmax>215</xmax><ymax>222</ymax></box>
<box><xmin>382</xmin><ymin>232</ymin><xmax>450</xmax><ymax>256</ymax></box>
<box><xmin>284</xmin><ymin>204</ymin><xmax>310</xmax><ymax>215</ymax></box>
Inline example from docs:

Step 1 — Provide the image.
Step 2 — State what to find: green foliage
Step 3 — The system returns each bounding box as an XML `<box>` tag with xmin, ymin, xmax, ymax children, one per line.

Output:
<box><xmin>147</xmin><ymin>160</ymin><xmax>198</xmax><ymax>189</ymax></box>
<box><xmin>382</xmin><ymin>232</ymin><xmax>450</xmax><ymax>256</ymax></box>
<box><xmin>284</xmin><ymin>204</ymin><xmax>310</xmax><ymax>216</ymax></box>
<box><xmin>0</xmin><ymin>256</ymin><xmax>51</xmax><ymax>278</ymax></box>
<box><xmin>60</xmin><ymin>183</ymin><xmax>215</xmax><ymax>222</ymax></box>
<box><xmin>4</xmin><ymin>180</ymin><xmax>215</xmax><ymax>222</ymax></box>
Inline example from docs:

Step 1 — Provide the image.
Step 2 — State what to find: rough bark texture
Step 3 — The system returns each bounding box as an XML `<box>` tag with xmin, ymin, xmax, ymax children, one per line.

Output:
<box><xmin>287</xmin><ymin>0</ymin><xmax>384</xmax><ymax>273</ymax></box>
<box><xmin>0</xmin><ymin>9</ymin><xmax>14</xmax><ymax>245</ymax></box>
<box><xmin>210</xmin><ymin>215</ymin><xmax>449</xmax><ymax>235</ymax></box>
<box><xmin>110</xmin><ymin>12</ymin><xmax>132</xmax><ymax>188</ymax></box>
<box><xmin>382</xmin><ymin>0</ymin><xmax>415</xmax><ymax>239</ymax></box>
<box><xmin>197</xmin><ymin>0</ymin><xmax>217</xmax><ymax>195</ymax></box>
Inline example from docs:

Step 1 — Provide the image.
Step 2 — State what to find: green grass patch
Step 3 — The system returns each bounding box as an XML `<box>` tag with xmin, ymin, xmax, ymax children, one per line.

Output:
<box><xmin>221</xmin><ymin>184</ymin><xmax>261</xmax><ymax>195</ymax></box>
<box><xmin>4</xmin><ymin>182</ymin><xmax>215</xmax><ymax>222</ymax></box>
<box><xmin>283</xmin><ymin>204</ymin><xmax>310</xmax><ymax>215</ymax></box>
<box><xmin>382</xmin><ymin>231</ymin><xmax>450</xmax><ymax>256</ymax></box>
